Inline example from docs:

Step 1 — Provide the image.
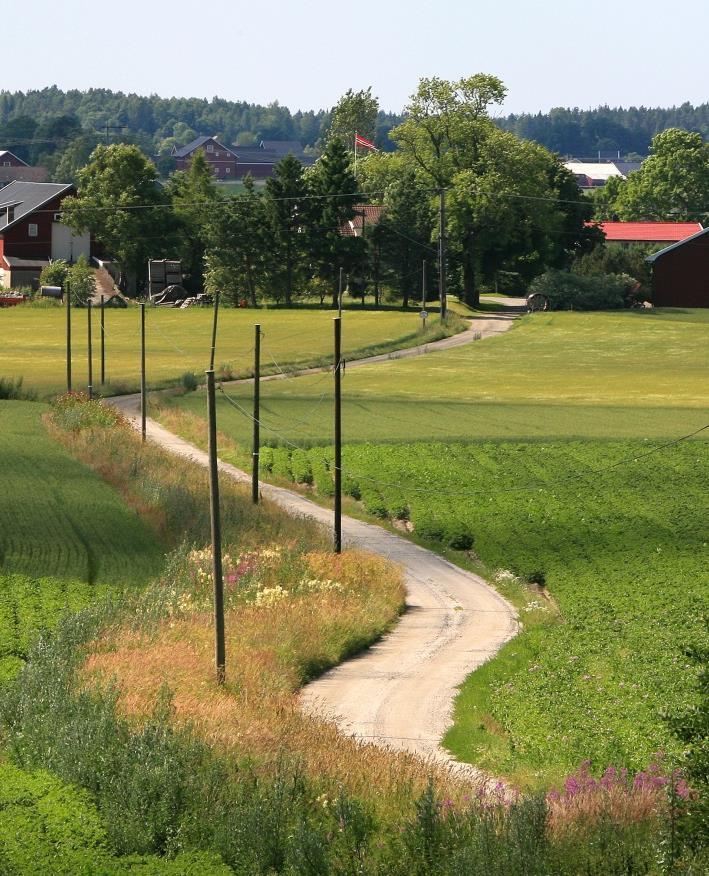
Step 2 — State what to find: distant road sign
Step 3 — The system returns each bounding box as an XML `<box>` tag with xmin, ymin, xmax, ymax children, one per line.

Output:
<box><xmin>419</xmin><ymin>310</ymin><xmax>428</xmax><ymax>319</ymax></box>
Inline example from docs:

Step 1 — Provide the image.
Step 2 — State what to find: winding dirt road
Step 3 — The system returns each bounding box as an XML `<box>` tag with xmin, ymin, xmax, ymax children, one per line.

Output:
<box><xmin>111</xmin><ymin>310</ymin><xmax>520</xmax><ymax>775</ymax></box>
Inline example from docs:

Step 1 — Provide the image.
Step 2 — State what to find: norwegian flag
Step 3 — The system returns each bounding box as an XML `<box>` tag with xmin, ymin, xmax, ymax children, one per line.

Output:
<box><xmin>354</xmin><ymin>133</ymin><xmax>377</xmax><ymax>151</ymax></box>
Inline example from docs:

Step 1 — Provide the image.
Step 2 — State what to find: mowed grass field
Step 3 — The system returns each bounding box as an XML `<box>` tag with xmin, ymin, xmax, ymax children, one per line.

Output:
<box><xmin>160</xmin><ymin>307</ymin><xmax>709</xmax><ymax>787</ymax></box>
<box><xmin>171</xmin><ymin>308</ymin><xmax>709</xmax><ymax>445</ymax></box>
<box><xmin>0</xmin><ymin>305</ymin><xmax>438</xmax><ymax>398</ymax></box>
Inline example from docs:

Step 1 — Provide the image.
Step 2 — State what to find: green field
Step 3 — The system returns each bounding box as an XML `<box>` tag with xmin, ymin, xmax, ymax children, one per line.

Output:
<box><xmin>171</xmin><ymin>308</ymin><xmax>709</xmax><ymax>446</ymax></box>
<box><xmin>0</xmin><ymin>305</ymin><xmax>444</xmax><ymax>398</ymax></box>
<box><xmin>0</xmin><ymin>400</ymin><xmax>164</xmax><ymax>679</ymax></box>
<box><xmin>0</xmin><ymin>402</ymin><xmax>164</xmax><ymax>586</ymax></box>
<box><xmin>161</xmin><ymin>308</ymin><xmax>709</xmax><ymax>786</ymax></box>
<box><xmin>259</xmin><ymin>439</ymin><xmax>707</xmax><ymax>785</ymax></box>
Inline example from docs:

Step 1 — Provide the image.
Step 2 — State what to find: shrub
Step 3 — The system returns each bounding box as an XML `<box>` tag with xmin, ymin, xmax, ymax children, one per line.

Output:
<box><xmin>414</xmin><ymin>514</ymin><xmax>445</xmax><ymax>542</ymax></box>
<box><xmin>443</xmin><ymin>520</ymin><xmax>475</xmax><ymax>551</ymax></box>
<box><xmin>529</xmin><ymin>270</ymin><xmax>638</xmax><ymax>311</ymax></box>
<box><xmin>66</xmin><ymin>254</ymin><xmax>97</xmax><ymax>306</ymax></box>
<box><xmin>39</xmin><ymin>259</ymin><xmax>69</xmax><ymax>289</ymax></box>
<box><xmin>181</xmin><ymin>371</ymin><xmax>198</xmax><ymax>392</ymax></box>
<box><xmin>0</xmin><ymin>376</ymin><xmax>36</xmax><ymax>401</ymax></box>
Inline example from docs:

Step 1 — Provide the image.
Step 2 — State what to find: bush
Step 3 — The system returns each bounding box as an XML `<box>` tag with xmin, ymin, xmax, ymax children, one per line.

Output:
<box><xmin>0</xmin><ymin>376</ymin><xmax>36</xmax><ymax>401</ymax></box>
<box><xmin>443</xmin><ymin>520</ymin><xmax>475</xmax><ymax>551</ymax></box>
<box><xmin>572</xmin><ymin>243</ymin><xmax>654</xmax><ymax>294</ymax></box>
<box><xmin>529</xmin><ymin>270</ymin><xmax>638</xmax><ymax>311</ymax></box>
<box><xmin>66</xmin><ymin>254</ymin><xmax>97</xmax><ymax>306</ymax></box>
<box><xmin>39</xmin><ymin>259</ymin><xmax>69</xmax><ymax>290</ymax></box>
<box><xmin>181</xmin><ymin>372</ymin><xmax>198</xmax><ymax>392</ymax></box>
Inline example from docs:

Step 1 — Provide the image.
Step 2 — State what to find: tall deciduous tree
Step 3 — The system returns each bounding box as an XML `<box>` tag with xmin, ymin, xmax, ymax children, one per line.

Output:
<box><xmin>328</xmin><ymin>88</ymin><xmax>379</xmax><ymax>150</ymax></box>
<box><xmin>605</xmin><ymin>128</ymin><xmax>709</xmax><ymax>222</ymax></box>
<box><xmin>61</xmin><ymin>144</ymin><xmax>173</xmax><ymax>294</ymax></box>
<box><xmin>377</xmin><ymin>168</ymin><xmax>435</xmax><ymax>308</ymax></box>
<box><xmin>264</xmin><ymin>155</ymin><xmax>310</xmax><ymax>306</ymax></box>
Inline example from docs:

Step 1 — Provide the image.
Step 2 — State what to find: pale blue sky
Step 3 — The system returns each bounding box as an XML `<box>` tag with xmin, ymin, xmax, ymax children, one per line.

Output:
<box><xmin>6</xmin><ymin>0</ymin><xmax>708</xmax><ymax>114</ymax></box>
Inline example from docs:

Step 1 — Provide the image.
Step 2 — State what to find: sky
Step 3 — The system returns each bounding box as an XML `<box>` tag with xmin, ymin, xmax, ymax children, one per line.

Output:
<box><xmin>5</xmin><ymin>0</ymin><xmax>708</xmax><ymax>115</ymax></box>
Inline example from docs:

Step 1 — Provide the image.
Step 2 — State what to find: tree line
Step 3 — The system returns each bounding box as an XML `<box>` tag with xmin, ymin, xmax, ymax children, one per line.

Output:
<box><xmin>1</xmin><ymin>85</ymin><xmax>707</xmax><ymax>184</ymax></box>
<box><xmin>61</xmin><ymin>76</ymin><xmax>600</xmax><ymax>307</ymax></box>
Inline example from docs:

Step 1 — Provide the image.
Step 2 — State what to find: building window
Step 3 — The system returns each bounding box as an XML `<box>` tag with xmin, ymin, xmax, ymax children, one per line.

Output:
<box><xmin>206</xmin><ymin>143</ymin><xmax>214</xmax><ymax>153</ymax></box>
<box><xmin>2</xmin><ymin>161</ymin><xmax>10</xmax><ymax>167</ymax></box>
<box><xmin>28</xmin><ymin>223</ymin><xmax>38</xmax><ymax>237</ymax></box>
<box><xmin>225</xmin><ymin>167</ymin><xmax>231</xmax><ymax>174</ymax></box>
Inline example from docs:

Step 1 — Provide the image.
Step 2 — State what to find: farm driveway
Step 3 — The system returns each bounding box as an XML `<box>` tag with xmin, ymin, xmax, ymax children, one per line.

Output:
<box><xmin>110</xmin><ymin>312</ymin><xmax>519</xmax><ymax>775</ymax></box>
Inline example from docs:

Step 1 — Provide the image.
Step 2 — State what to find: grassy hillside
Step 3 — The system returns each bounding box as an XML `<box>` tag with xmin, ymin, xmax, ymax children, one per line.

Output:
<box><xmin>0</xmin><ymin>306</ymin><xmax>446</xmax><ymax>398</ymax></box>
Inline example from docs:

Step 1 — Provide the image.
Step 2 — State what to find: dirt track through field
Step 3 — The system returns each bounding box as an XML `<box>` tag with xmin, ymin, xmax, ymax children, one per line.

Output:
<box><xmin>111</xmin><ymin>311</ymin><xmax>519</xmax><ymax>776</ymax></box>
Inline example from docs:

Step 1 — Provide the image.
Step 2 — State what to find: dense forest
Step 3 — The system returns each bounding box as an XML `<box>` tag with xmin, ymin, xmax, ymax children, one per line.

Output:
<box><xmin>0</xmin><ymin>86</ymin><xmax>707</xmax><ymax>172</ymax></box>
<box><xmin>498</xmin><ymin>103</ymin><xmax>709</xmax><ymax>158</ymax></box>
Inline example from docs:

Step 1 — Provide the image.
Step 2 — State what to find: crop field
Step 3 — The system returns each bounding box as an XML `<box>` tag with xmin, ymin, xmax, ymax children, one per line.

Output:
<box><xmin>170</xmin><ymin>308</ymin><xmax>709</xmax><ymax>446</ymax></box>
<box><xmin>0</xmin><ymin>402</ymin><xmax>164</xmax><ymax>586</ymax></box>
<box><xmin>253</xmin><ymin>437</ymin><xmax>709</xmax><ymax>785</ymax></box>
<box><xmin>0</xmin><ymin>305</ymin><xmax>445</xmax><ymax>398</ymax></box>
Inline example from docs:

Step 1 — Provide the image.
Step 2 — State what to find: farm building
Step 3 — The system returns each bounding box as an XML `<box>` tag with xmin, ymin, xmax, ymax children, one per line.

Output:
<box><xmin>172</xmin><ymin>136</ymin><xmax>238</xmax><ymax>179</ymax></box>
<box><xmin>0</xmin><ymin>150</ymin><xmax>48</xmax><ymax>189</ymax></box>
<box><xmin>231</xmin><ymin>140</ymin><xmax>314</xmax><ymax>179</ymax></box>
<box><xmin>646</xmin><ymin>226</ymin><xmax>709</xmax><ymax>308</ymax></box>
<box><xmin>0</xmin><ymin>181</ymin><xmax>90</xmax><ymax>289</ymax></box>
<box><xmin>565</xmin><ymin>159</ymin><xmax>641</xmax><ymax>189</ymax></box>
<box><xmin>594</xmin><ymin>221</ymin><xmax>703</xmax><ymax>246</ymax></box>
<box><xmin>0</xmin><ymin>150</ymin><xmax>28</xmax><ymax>168</ymax></box>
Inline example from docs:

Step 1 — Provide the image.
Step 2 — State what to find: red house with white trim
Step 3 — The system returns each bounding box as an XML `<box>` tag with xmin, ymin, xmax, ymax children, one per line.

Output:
<box><xmin>0</xmin><ymin>182</ymin><xmax>91</xmax><ymax>289</ymax></box>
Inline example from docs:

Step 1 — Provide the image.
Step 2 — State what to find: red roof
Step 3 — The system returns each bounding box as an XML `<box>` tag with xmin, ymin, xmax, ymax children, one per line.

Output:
<box><xmin>590</xmin><ymin>221</ymin><xmax>703</xmax><ymax>242</ymax></box>
<box><xmin>341</xmin><ymin>204</ymin><xmax>385</xmax><ymax>237</ymax></box>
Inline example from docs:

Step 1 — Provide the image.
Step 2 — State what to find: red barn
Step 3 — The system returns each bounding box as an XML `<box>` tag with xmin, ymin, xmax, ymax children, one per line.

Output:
<box><xmin>0</xmin><ymin>150</ymin><xmax>28</xmax><ymax>168</ymax></box>
<box><xmin>647</xmin><ymin>227</ymin><xmax>709</xmax><ymax>308</ymax></box>
<box><xmin>172</xmin><ymin>135</ymin><xmax>237</xmax><ymax>180</ymax></box>
<box><xmin>0</xmin><ymin>182</ymin><xmax>91</xmax><ymax>289</ymax></box>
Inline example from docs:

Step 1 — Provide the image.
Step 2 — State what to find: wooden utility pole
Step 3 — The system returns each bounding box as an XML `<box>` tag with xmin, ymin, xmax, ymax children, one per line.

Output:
<box><xmin>140</xmin><ymin>302</ymin><xmax>146</xmax><ymax>442</ymax></box>
<box><xmin>422</xmin><ymin>259</ymin><xmax>427</xmax><ymax>310</ymax></box>
<box><xmin>252</xmin><ymin>324</ymin><xmax>261</xmax><ymax>504</ymax></box>
<box><xmin>438</xmin><ymin>189</ymin><xmax>447</xmax><ymax>320</ymax></box>
<box><xmin>87</xmin><ymin>301</ymin><xmax>93</xmax><ymax>400</ymax></box>
<box><xmin>209</xmin><ymin>291</ymin><xmax>221</xmax><ymax>371</ymax></box>
<box><xmin>206</xmin><ymin>368</ymin><xmax>226</xmax><ymax>684</ymax></box>
<box><xmin>334</xmin><ymin>317</ymin><xmax>342</xmax><ymax>553</ymax></box>
<box><xmin>338</xmin><ymin>267</ymin><xmax>344</xmax><ymax>318</ymax></box>
<box><xmin>66</xmin><ymin>282</ymin><xmax>72</xmax><ymax>393</ymax></box>
<box><xmin>100</xmin><ymin>295</ymin><xmax>106</xmax><ymax>385</ymax></box>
